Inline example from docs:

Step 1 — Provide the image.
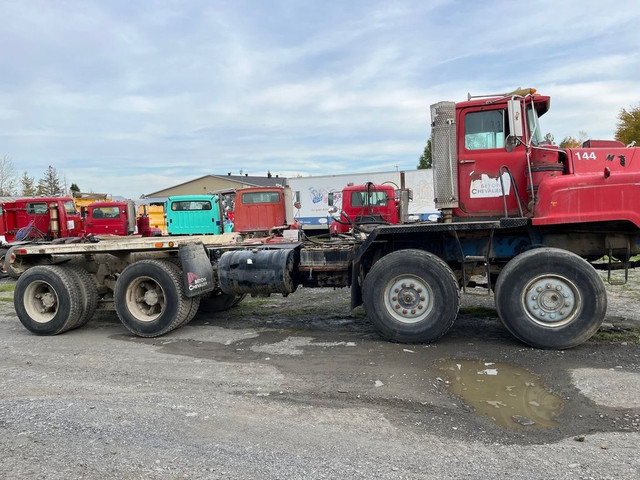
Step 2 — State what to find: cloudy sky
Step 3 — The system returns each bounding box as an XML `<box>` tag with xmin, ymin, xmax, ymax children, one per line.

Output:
<box><xmin>1</xmin><ymin>0</ymin><xmax>639</xmax><ymax>198</ymax></box>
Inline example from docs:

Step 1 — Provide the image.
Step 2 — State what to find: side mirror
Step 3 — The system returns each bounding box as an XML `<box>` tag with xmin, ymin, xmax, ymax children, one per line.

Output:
<box><xmin>293</xmin><ymin>191</ymin><xmax>301</xmax><ymax>210</ymax></box>
<box><xmin>328</xmin><ymin>206</ymin><xmax>338</xmax><ymax>215</ymax></box>
<box><xmin>505</xmin><ymin>135</ymin><xmax>520</xmax><ymax>153</ymax></box>
<box><xmin>327</xmin><ymin>192</ymin><xmax>334</xmax><ymax>207</ymax></box>
<box><xmin>507</xmin><ymin>99</ymin><xmax>524</xmax><ymax>139</ymax></box>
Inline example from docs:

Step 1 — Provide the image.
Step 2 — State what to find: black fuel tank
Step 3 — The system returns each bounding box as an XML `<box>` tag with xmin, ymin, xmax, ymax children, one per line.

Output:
<box><xmin>218</xmin><ymin>248</ymin><xmax>298</xmax><ymax>295</ymax></box>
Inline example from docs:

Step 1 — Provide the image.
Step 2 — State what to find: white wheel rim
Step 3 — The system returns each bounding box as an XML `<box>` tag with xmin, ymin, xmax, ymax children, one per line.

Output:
<box><xmin>125</xmin><ymin>276</ymin><xmax>166</xmax><ymax>322</ymax></box>
<box><xmin>522</xmin><ymin>274</ymin><xmax>580</xmax><ymax>327</ymax></box>
<box><xmin>23</xmin><ymin>280</ymin><xmax>59</xmax><ymax>324</ymax></box>
<box><xmin>383</xmin><ymin>274</ymin><xmax>433</xmax><ymax>324</ymax></box>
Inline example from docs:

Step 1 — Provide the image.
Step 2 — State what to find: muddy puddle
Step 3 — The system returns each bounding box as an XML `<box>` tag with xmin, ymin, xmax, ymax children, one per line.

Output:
<box><xmin>437</xmin><ymin>359</ymin><xmax>564</xmax><ymax>429</ymax></box>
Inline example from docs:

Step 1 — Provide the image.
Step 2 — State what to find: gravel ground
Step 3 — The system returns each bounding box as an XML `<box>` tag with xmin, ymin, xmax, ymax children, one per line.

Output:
<box><xmin>0</xmin><ymin>273</ymin><xmax>639</xmax><ymax>479</ymax></box>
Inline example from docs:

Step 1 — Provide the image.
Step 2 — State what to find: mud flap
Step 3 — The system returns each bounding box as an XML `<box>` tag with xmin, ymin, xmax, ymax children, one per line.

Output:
<box><xmin>179</xmin><ymin>242</ymin><xmax>215</xmax><ymax>298</ymax></box>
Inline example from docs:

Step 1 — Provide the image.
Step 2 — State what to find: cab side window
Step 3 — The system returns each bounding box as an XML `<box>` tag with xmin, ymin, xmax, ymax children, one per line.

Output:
<box><xmin>464</xmin><ymin>110</ymin><xmax>508</xmax><ymax>150</ymax></box>
<box><xmin>26</xmin><ymin>202</ymin><xmax>48</xmax><ymax>214</ymax></box>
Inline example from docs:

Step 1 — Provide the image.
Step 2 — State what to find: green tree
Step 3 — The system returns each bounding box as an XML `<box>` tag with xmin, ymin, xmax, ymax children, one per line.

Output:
<box><xmin>70</xmin><ymin>182</ymin><xmax>80</xmax><ymax>194</ymax></box>
<box><xmin>37</xmin><ymin>165</ymin><xmax>63</xmax><ymax>196</ymax></box>
<box><xmin>0</xmin><ymin>155</ymin><xmax>18</xmax><ymax>196</ymax></box>
<box><xmin>615</xmin><ymin>105</ymin><xmax>640</xmax><ymax>145</ymax></box>
<box><xmin>417</xmin><ymin>139</ymin><xmax>432</xmax><ymax>169</ymax></box>
<box><xmin>21</xmin><ymin>171</ymin><xmax>37</xmax><ymax>196</ymax></box>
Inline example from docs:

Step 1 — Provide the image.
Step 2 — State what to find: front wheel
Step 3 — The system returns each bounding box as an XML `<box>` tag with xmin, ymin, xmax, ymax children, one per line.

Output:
<box><xmin>495</xmin><ymin>248</ymin><xmax>607</xmax><ymax>349</ymax></box>
<box><xmin>363</xmin><ymin>249</ymin><xmax>460</xmax><ymax>343</ymax></box>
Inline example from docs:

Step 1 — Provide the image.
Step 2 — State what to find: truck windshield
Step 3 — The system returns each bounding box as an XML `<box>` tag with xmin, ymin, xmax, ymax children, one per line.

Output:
<box><xmin>64</xmin><ymin>201</ymin><xmax>77</xmax><ymax>214</ymax></box>
<box><xmin>351</xmin><ymin>191</ymin><xmax>388</xmax><ymax>207</ymax></box>
<box><xmin>241</xmin><ymin>192</ymin><xmax>280</xmax><ymax>204</ymax></box>
<box><xmin>171</xmin><ymin>201</ymin><xmax>212</xmax><ymax>211</ymax></box>
<box><xmin>526</xmin><ymin>106</ymin><xmax>543</xmax><ymax>145</ymax></box>
<box><xmin>92</xmin><ymin>206</ymin><xmax>120</xmax><ymax>218</ymax></box>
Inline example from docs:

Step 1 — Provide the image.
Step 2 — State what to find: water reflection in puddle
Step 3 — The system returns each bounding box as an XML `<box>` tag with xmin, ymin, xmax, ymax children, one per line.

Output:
<box><xmin>437</xmin><ymin>359</ymin><xmax>564</xmax><ymax>429</ymax></box>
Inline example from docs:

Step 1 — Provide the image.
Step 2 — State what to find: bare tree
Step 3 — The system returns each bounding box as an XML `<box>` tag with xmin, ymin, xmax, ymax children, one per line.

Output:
<box><xmin>0</xmin><ymin>155</ymin><xmax>18</xmax><ymax>196</ymax></box>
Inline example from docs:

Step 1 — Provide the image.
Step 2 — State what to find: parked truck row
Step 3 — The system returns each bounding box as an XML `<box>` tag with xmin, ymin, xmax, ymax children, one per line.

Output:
<box><xmin>8</xmin><ymin>88</ymin><xmax>640</xmax><ymax>350</ymax></box>
<box><xmin>1</xmin><ymin>182</ymin><xmax>398</xmax><ymax>276</ymax></box>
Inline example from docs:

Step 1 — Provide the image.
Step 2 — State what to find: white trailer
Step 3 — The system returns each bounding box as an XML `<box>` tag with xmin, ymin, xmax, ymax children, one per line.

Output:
<box><xmin>287</xmin><ymin>169</ymin><xmax>437</xmax><ymax>229</ymax></box>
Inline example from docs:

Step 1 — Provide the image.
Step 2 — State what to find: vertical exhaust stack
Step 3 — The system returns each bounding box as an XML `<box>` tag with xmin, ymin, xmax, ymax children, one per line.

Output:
<box><xmin>126</xmin><ymin>200</ymin><xmax>137</xmax><ymax>235</ymax></box>
<box><xmin>49</xmin><ymin>202</ymin><xmax>60</xmax><ymax>238</ymax></box>
<box><xmin>430</xmin><ymin>101</ymin><xmax>458</xmax><ymax>222</ymax></box>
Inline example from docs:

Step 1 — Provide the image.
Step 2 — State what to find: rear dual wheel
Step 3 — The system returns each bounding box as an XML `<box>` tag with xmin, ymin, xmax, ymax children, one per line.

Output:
<box><xmin>495</xmin><ymin>248</ymin><xmax>607</xmax><ymax>349</ymax></box>
<box><xmin>14</xmin><ymin>266</ymin><xmax>83</xmax><ymax>335</ymax></box>
<box><xmin>66</xmin><ymin>266</ymin><xmax>98</xmax><ymax>328</ymax></box>
<box><xmin>114</xmin><ymin>259</ymin><xmax>190</xmax><ymax>337</ymax></box>
<box><xmin>14</xmin><ymin>265</ymin><xmax>99</xmax><ymax>335</ymax></box>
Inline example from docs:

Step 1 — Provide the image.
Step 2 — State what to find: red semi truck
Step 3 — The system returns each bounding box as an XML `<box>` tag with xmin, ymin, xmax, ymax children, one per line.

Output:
<box><xmin>8</xmin><ymin>87</ymin><xmax>640</xmax><ymax>350</ymax></box>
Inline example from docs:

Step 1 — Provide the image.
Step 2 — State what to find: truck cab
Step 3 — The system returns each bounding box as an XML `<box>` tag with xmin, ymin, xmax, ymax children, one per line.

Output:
<box><xmin>232</xmin><ymin>187</ymin><xmax>294</xmax><ymax>234</ymax></box>
<box><xmin>1</xmin><ymin>197</ymin><xmax>82</xmax><ymax>242</ymax></box>
<box><xmin>165</xmin><ymin>195</ymin><xmax>222</xmax><ymax>235</ymax></box>
<box><xmin>84</xmin><ymin>201</ymin><xmax>136</xmax><ymax>236</ymax></box>
<box><xmin>330</xmin><ymin>183</ymin><xmax>400</xmax><ymax>234</ymax></box>
<box><xmin>431</xmin><ymin>88</ymin><xmax>640</xmax><ymax>227</ymax></box>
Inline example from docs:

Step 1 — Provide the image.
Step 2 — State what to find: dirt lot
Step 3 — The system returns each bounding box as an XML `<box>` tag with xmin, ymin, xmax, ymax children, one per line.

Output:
<box><xmin>1</xmin><ymin>275</ymin><xmax>639</xmax><ymax>479</ymax></box>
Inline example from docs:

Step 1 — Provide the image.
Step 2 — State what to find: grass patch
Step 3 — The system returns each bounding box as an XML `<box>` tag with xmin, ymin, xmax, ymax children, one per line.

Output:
<box><xmin>0</xmin><ymin>283</ymin><xmax>15</xmax><ymax>293</ymax></box>
<box><xmin>0</xmin><ymin>297</ymin><xmax>14</xmax><ymax>303</ymax></box>
<box><xmin>242</xmin><ymin>297</ymin><xmax>279</xmax><ymax>307</ymax></box>
<box><xmin>459</xmin><ymin>306</ymin><xmax>497</xmax><ymax>317</ymax></box>
<box><xmin>592</xmin><ymin>329</ymin><xmax>640</xmax><ymax>344</ymax></box>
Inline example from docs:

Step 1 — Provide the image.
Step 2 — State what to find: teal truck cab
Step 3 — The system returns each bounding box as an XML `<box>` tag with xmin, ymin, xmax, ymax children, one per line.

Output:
<box><xmin>164</xmin><ymin>195</ymin><xmax>223</xmax><ymax>235</ymax></box>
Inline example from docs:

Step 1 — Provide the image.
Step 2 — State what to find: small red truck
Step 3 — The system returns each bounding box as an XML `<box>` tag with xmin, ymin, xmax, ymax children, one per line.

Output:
<box><xmin>329</xmin><ymin>183</ymin><xmax>405</xmax><ymax>234</ymax></box>
<box><xmin>1</xmin><ymin>197</ymin><xmax>82</xmax><ymax>243</ymax></box>
<box><xmin>231</xmin><ymin>186</ymin><xmax>296</xmax><ymax>234</ymax></box>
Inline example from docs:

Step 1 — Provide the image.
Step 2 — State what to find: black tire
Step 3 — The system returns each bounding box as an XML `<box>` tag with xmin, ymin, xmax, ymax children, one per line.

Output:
<box><xmin>114</xmin><ymin>260</ymin><xmax>190</xmax><ymax>337</ymax></box>
<box><xmin>362</xmin><ymin>249</ymin><xmax>460</xmax><ymax>343</ymax></box>
<box><xmin>180</xmin><ymin>295</ymin><xmax>201</xmax><ymax>327</ymax></box>
<box><xmin>495</xmin><ymin>247</ymin><xmax>607</xmax><ymax>349</ymax></box>
<box><xmin>5</xmin><ymin>245</ymin><xmax>27</xmax><ymax>279</ymax></box>
<box><xmin>13</xmin><ymin>265</ymin><xmax>83</xmax><ymax>335</ymax></box>
<box><xmin>198</xmin><ymin>291</ymin><xmax>247</xmax><ymax>313</ymax></box>
<box><xmin>0</xmin><ymin>248</ymin><xmax>8</xmax><ymax>277</ymax></box>
<box><xmin>66</xmin><ymin>266</ymin><xmax>99</xmax><ymax>328</ymax></box>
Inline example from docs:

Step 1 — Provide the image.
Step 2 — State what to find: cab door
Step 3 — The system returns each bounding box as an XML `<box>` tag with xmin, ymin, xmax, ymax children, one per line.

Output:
<box><xmin>455</xmin><ymin>106</ymin><xmax>526</xmax><ymax>218</ymax></box>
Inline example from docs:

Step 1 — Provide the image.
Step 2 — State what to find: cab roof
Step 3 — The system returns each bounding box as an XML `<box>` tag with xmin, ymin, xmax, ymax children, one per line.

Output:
<box><xmin>456</xmin><ymin>94</ymin><xmax>551</xmax><ymax>117</ymax></box>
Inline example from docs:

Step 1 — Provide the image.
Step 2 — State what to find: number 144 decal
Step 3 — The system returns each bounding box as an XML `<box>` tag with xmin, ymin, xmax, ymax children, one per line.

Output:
<box><xmin>574</xmin><ymin>151</ymin><xmax>597</xmax><ymax>160</ymax></box>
